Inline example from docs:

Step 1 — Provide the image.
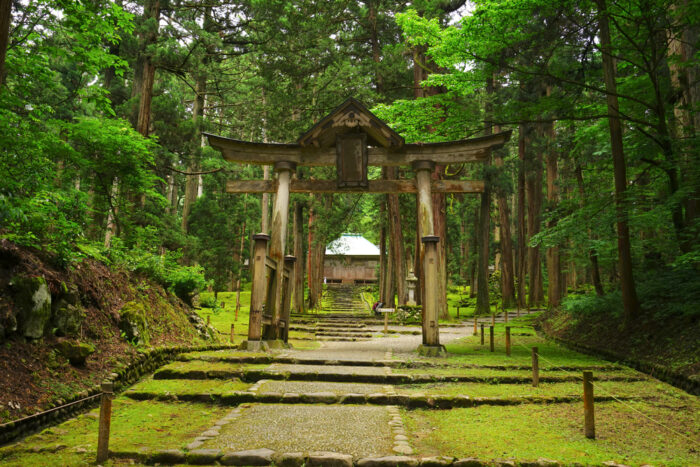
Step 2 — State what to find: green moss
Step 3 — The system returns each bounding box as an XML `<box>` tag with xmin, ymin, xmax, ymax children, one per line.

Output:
<box><xmin>158</xmin><ymin>360</ymin><xmax>270</xmax><ymax>373</ymax></box>
<box><xmin>129</xmin><ymin>377</ymin><xmax>251</xmax><ymax>394</ymax></box>
<box><xmin>55</xmin><ymin>340</ymin><xmax>95</xmax><ymax>366</ymax></box>
<box><xmin>119</xmin><ymin>300</ymin><xmax>150</xmax><ymax>345</ymax></box>
<box><xmin>0</xmin><ymin>399</ymin><xmax>228</xmax><ymax>465</ymax></box>
<box><xmin>403</xmin><ymin>401</ymin><xmax>700</xmax><ymax>466</ymax></box>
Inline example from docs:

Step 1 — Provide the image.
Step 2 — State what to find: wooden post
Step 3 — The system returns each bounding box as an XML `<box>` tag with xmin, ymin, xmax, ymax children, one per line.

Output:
<box><xmin>473</xmin><ymin>316</ymin><xmax>477</xmax><ymax>335</ymax></box>
<box><xmin>414</xmin><ymin>160</ymin><xmax>435</xmax><ymax>346</ymax></box>
<box><xmin>505</xmin><ymin>326</ymin><xmax>511</xmax><ymax>356</ymax></box>
<box><xmin>422</xmin><ymin>235</ymin><xmax>441</xmax><ymax>347</ymax></box>
<box><xmin>583</xmin><ymin>371</ymin><xmax>595</xmax><ymax>439</ymax></box>
<box><xmin>456</xmin><ymin>306</ymin><xmax>460</xmax><ymax>319</ymax></box>
<box><xmin>481</xmin><ymin>323</ymin><xmax>484</xmax><ymax>345</ymax></box>
<box><xmin>281</xmin><ymin>255</ymin><xmax>296</xmax><ymax>341</ymax></box>
<box><xmin>230</xmin><ymin>323</ymin><xmax>235</xmax><ymax>343</ymax></box>
<box><xmin>96</xmin><ymin>382</ymin><xmax>113</xmax><ymax>463</ymax></box>
<box><xmin>489</xmin><ymin>325</ymin><xmax>494</xmax><ymax>352</ymax></box>
<box><xmin>265</xmin><ymin>161</ymin><xmax>295</xmax><ymax>340</ymax></box>
<box><xmin>248</xmin><ymin>233</ymin><xmax>269</xmax><ymax>341</ymax></box>
<box><xmin>532</xmin><ymin>347</ymin><xmax>539</xmax><ymax>387</ymax></box>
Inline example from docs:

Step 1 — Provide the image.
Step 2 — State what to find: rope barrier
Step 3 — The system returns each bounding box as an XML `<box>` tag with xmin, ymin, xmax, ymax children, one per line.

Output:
<box><xmin>512</xmin><ymin>339</ymin><xmax>698</xmax><ymax>446</ymax></box>
<box><xmin>0</xmin><ymin>393</ymin><xmax>103</xmax><ymax>429</ymax></box>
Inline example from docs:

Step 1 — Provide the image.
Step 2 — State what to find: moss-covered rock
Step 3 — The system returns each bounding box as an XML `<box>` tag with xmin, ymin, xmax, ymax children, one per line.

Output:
<box><xmin>52</xmin><ymin>301</ymin><xmax>85</xmax><ymax>336</ymax></box>
<box><xmin>119</xmin><ymin>301</ymin><xmax>149</xmax><ymax>345</ymax></box>
<box><xmin>56</xmin><ymin>340</ymin><xmax>95</xmax><ymax>366</ymax></box>
<box><xmin>11</xmin><ymin>275</ymin><xmax>51</xmax><ymax>339</ymax></box>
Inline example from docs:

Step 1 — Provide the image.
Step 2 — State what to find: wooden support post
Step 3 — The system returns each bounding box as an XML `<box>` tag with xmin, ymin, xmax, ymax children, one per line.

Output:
<box><xmin>96</xmin><ymin>382</ymin><xmax>113</xmax><ymax>463</ymax></box>
<box><xmin>248</xmin><ymin>233</ymin><xmax>269</xmax><ymax>342</ymax></box>
<box><xmin>230</xmin><ymin>323</ymin><xmax>235</xmax><ymax>343</ymax></box>
<box><xmin>422</xmin><ymin>235</ymin><xmax>441</xmax><ymax>347</ymax></box>
<box><xmin>505</xmin><ymin>326</ymin><xmax>511</xmax><ymax>356</ymax></box>
<box><xmin>489</xmin><ymin>325</ymin><xmax>494</xmax><ymax>352</ymax></box>
<box><xmin>481</xmin><ymin>323</ymin><xmax>485</xmax><ymax>345</ymax></box>
<box><xmin>265</xmin><ymin>162</ymin><xmax>295</xmax><ymax>340</ymax></box>
<box><xmin>532</xmin><ymin>347</ymin><xmax>539</xmax><ymax>387</ymax></box>
<box><xmin>414</xmin><ymin>160</ymin><xmax>435</xmax><ymax>346</ymax></box>
<box><xmin>583</xmin><ymin>371</ymin><xmax>595</xmax><ymax>439</ymax></box>
<box><xmin>474</xmin><ymin>316</ymin><xmax>477</xmax><ymax>335</ymax></box>
<box><xmin>281</xmin><ymin>255</ymin><xmax>296</xmax><ymax>343</ymax></box>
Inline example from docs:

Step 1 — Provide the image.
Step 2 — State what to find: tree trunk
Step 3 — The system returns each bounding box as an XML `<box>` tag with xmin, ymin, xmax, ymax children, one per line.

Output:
<box><xmin>0</xmin><ymin>0</ymin><xmax>12</xmax><ymax>85</ymax></box>
<box><xmin>379</xmin><ymin>211</ymin><xmax>388</xmax><ymax>302</ymax></box>
<box><xmin>597</xmin><ymin>0</ymin><xmax>641</xmax><ymax>321</ymax></box>
<box><xmin>431</xmin><ymin>165</ymin><xmax>449</xmax><ymax>319</ymax></box>
<box><xmin>293</xmin><ymin>202</ymin><xmax>305</xmax><ymax>313</ymax></box>
<box><xmin>387</xmin><ymin>167</ymin><xmax>407</xmax><ymax>305</ymax></box>
<box><xmin>135</xmin><ymin>0</ymin><xmax>161</xmax><ymax>137</ymax></box>
<box><xmin>544</xmin><ymin>118</ymin><xmax>561</xmax><ymax>308</ymax></box>
<box><xmin>494</xmin><ymin>126</ymin><xmax>516</xmax><ymax>308</ymax></box>
<box><xmin>181</xmin><ymin>73</ymin><xmax>206</xmax><ymax>233</ymax></box>
<box><xmin>516</xmin><ymin>124</ymin><xmax>528</xmax><ymax>309</ymax></box>
<box><xmin>575</xmin><ymin>165</ymin><xmax>605</xmax><ymax>296</ymax></box>
<box><xmin>526</xmin><ymin>121</ymin><xmax>544</xmax><ymax>308</ymax></box>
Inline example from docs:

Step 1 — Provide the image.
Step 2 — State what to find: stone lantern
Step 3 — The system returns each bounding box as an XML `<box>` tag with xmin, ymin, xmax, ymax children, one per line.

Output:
<box><xmin>406</xmin><ymin>270</ymin><xmax>418</xmax><ymax>306</ymax></box>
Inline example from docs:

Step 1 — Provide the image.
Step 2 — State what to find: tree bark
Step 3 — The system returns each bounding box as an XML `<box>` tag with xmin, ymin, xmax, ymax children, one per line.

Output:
<box><xmin>293</xmin><ymin>201</ymin><xmax>305</xmax><ymax>313</ymax></box>
<box><xmin>387</xmin><ymin>167</ymin><xmax>407</xmax><ymax>305</ymax></box>
<box><xmin>431</xmin><ymin>165</ymin><xmax>449</xmax><ymax>319</ymax></box>
<box><xmin>516</xmin><ymin>124</ymin><xmax>528</xmax><ymax>309</ymax></box>
<box><xmin>575</xmin><ymin>165</ymin><xmax>605</xmax><ymax>296</ymax></box>
<box><xmin>0</xmin><ymin>0</ymin><xmax>12</xmax><ymax>85</ymax></box>
<box><xmin>493</xmin><ymin>125</ymin><xmax>516</xmax><ymax>308</ymax></box>
<box><xmin>545</xmin><ymin>119</ymin><xmax>561</xmax><ymax>308</ymax></box>
<box><xmin>181</xmin><ymin>73</ymin><xmax>206</xmax><ymax>233</ymax></box>
<box><xmin>135</xmin><ymin>0</ymin><xmax>161</xmax><ymax>137</ymax></box>
<box><xmin>597</xmin><ymin>0</ymin><xmax>641</xmax><ymax>321</ymax></box>
<box><xmin>526</xmin><ymin>121</ymin><xmax>544</xmax><ymax>308</ymax></box>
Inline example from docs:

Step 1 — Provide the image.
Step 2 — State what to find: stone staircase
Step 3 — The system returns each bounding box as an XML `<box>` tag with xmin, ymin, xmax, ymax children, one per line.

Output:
<box><xmin>290</xmin><ymin>284</ymin><xmax>380</xmax><ymax>341</ymax></box>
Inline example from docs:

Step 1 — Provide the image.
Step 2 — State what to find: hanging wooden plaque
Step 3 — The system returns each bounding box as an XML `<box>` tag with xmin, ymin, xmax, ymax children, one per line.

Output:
<box><xmin>336</xmin><ymin>133</ymin><xmax>368</xmax><ymax>188</ymax></box>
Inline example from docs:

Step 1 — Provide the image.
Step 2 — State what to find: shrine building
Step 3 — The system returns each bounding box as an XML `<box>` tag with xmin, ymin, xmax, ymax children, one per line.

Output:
<box><xmin>324</xmin><ymin>234</ymin><xmax>380</xmax><ymax>285</ymax></box>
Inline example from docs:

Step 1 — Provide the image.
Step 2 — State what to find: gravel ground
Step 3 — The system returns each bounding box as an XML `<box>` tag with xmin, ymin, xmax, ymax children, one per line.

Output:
<box><xmin>258</xmin><ymin>381</ymin><xmax>388</xmax><ymax>395</ymax></box>
<box><xmin>207</xmin><ymin>404</ymin><xmax>393</xmax><ymax>457</ymax></box>
<box><xmin>269</xmin><ymin>364</ymin><xmax>388</xmax><ymax>375</ymax></box>
<box><xmin>281</xmin><ymin>348</ymin><xmax>388</xmax><ymax>362</ymax></box>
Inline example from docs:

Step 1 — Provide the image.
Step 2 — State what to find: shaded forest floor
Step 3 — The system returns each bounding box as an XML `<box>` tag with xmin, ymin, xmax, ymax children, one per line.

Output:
<box><xmin>538</xmin><ymin>307</ymin><xmax>700</xmax><ymax>382</ymax></box>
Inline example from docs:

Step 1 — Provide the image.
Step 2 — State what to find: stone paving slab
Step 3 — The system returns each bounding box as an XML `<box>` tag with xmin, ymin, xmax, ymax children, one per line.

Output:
<box><xmin>281</xmin><ymin>349</ymin><xmax>390</xmax><ymax>362</ymax></box>
<box><xmin>269</xmin><ymin>364</ymin><xmax>389</xmax><ymax>376</ymax></box>
<box><xmin>258</xmin><ymin>381</ymin><xmax>390</xmax><ymax>395</ymax></box>
<box><xmin>203</xmin><ymin>404</ymin><xmax>394</xmax><ymax>458</ymax></box>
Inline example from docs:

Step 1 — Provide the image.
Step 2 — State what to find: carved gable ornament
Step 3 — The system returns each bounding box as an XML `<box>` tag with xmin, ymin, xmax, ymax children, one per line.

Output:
<box><xmin>298</xmin><ymin>98</ymin><xmax>404</xmax><ymax>188</ymax></box>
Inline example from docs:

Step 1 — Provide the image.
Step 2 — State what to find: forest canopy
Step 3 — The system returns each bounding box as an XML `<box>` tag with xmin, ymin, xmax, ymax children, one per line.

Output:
<box><xmin>0</xmin><ymin>0</ymin><xmax>698</xmax><ymax>320</ymax></box>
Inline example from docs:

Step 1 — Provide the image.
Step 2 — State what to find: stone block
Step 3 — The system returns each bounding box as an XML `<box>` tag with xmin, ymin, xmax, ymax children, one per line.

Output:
<box><xmin>11</xmin><ymin>275</ymin><xmax>51</xmax><ymax>339</ymax></box>
<box><xmin>357</xmin><ymin>456</ymin><xmax>419</xmax><ymax>467</ymax></box>
<box><xmin>221</xmin><ymin>448</ymin><xmax>275</xmax><ymax>466</ymax></box>
<box><xmin>272</xmin><ymin>452</ymin><xmax>306</xmax><ymax>467</ymax></box>
<box><xmin>420</xmin><ymin>456</ymin><xmax>455</xmax><ymax>466</ymax></box>
<box><xmin>302</xmin><ymin>392</ymin><xmax>338</xmax><ymax>404</ymax></box>
<box><xmin>149</xmin><ymin>449</ymin><xmax>185</xmax><ymax>464</ymax></box>
<box><xmin>186</xmin><ymin>448</ymin><xmax>223</xmax><ymax>465</ymax></box>
<box><xmin>307</xmin><ymin>451</ymin><xmax>353</xmax><ymax>467</ymax></box>
<box><xmin>453</xmin><ymin>459</ymin><xmax>486</xmax><ymax>467</ymax></box>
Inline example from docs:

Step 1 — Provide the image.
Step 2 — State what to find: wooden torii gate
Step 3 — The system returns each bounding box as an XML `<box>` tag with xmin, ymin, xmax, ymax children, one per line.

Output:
<box><xmin>205</xmin><ymin>98</ymin><xmax>510</xmax><ymax>354</ymax></box>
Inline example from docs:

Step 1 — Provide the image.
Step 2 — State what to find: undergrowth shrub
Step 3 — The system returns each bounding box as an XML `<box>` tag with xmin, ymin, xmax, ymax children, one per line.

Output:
<box><xmin>562</xmin><ymin>266</ymin><xmax>700</xmax><ymax>320</ymax></box>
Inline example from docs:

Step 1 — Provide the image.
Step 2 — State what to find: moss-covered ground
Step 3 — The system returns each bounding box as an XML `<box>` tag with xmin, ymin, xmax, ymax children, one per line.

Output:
<box><xmin>128</xmin><ymin>377</ymin><xmax>251</xmax><ymax>395</ymax></box>
<box><xmin>0</xmin><ymin>399</ymin><xmax>228</xmax><ymax>466</ymax></box>
<box><xmin>403</xmin><ymin>401</ymin><xmax>699</xmax><ymax>466</ymax></box>
<box><xmin>197</xmin><ymin>291</ymin><xmax>321</xmax><ymax>350</ymax></box>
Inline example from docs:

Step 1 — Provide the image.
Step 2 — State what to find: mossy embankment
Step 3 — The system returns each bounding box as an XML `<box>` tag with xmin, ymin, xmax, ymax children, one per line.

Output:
<box><xmin>0</xmin><ymin>240</ymin><xmax>221</xmax><ymax>425</ymax></box>
<box><xmin>537</xmin><ymin>307</ymin><xmax>700</xmax><ymax>393</ymax></box>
